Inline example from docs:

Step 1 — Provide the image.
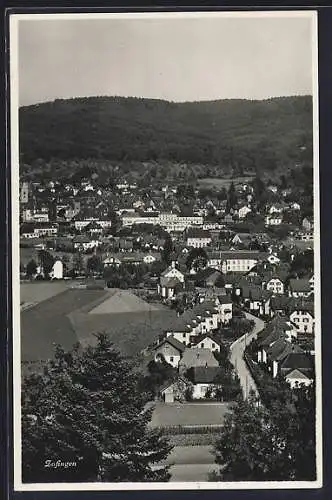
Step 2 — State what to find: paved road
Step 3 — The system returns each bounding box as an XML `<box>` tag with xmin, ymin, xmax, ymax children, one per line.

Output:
<box><xmin>229</xmin><ymin>312</ymin><xmax>265</xmax><ymax>400</ymax></box>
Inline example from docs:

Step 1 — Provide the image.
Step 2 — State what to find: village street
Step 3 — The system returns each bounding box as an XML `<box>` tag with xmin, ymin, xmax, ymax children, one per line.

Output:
<box><xmin>230</xmin><ymin>312</ymin><xmax>265</xmax><ymax>399</ymax></box>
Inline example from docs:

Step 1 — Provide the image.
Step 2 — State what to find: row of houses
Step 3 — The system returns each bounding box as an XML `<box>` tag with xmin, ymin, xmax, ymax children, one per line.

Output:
<box><xmin>151</xmin><ymin>296</ymin><xmax>234</xmax><ymax>402</ymax></box>
<box><xmin>153</xmin><ymin>296</ymin><xmax>233</xmax><ymax>368</ymax></box>
<box><xmin>255</xmin><ymin>316</ymin><xmax>314</xmax><ymax>387</ymax></box>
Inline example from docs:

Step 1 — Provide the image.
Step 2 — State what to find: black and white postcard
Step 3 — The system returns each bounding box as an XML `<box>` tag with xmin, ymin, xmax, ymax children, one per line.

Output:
<box><xmin>9</xmin><ymin>10</ymin><xmax>321</xmax><ymax>491</ymax></box>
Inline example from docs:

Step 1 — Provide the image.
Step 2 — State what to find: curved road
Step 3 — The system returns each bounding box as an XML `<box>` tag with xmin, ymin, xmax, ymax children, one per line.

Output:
<box><xmin>230</xmin><ymin>312</ymin><xmax>265</xmax><ymax>400</ymax></box>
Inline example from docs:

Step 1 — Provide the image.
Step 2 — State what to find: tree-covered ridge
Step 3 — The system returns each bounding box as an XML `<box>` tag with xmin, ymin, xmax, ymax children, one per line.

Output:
<box><xmin>19</xmin><ymin>95</ymin><xmax>313</xmax><ymax>172</ymax></box>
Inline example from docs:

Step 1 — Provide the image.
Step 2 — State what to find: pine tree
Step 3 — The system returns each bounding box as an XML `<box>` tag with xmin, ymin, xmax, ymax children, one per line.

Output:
<box><xmin>161</xmin><ymin>234</ymin><xmax>173</xmax><ymax>266</ymax></box>
<box><xmin>226</xmin><ymin>182</ymin><xmax>237</xmax><ymax>213</ymax></box>
<box><xmin>22</xmin><ymin>334</ymin><xmax>172</xmax><ymax>483</ymax></box>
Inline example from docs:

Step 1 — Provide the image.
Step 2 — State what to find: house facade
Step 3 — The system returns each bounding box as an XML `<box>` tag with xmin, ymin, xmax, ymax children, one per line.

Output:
<box><xmin>154</xmin><ymin>337</ymin><xmax>185</xmax><ymax>368</ymax></box>
<box><xmin>265</xmin><ymin>278</ymin><xmax>285</xmax><ymax>295</ymax></box>
<box><xmin>290</xmin><ymin>307</ymin><xmax>314</xmax><ymax>334</ymax></box>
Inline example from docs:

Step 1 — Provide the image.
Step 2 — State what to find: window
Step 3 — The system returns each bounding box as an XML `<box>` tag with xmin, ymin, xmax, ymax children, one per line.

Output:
<box><xmin>170</xmin><ymin>356</ymin><xmax>174</xmax><ymax>363</ymax></box>
<box><xmin>183</xmin><ymin>333</ymin><xmax>186</xmax><ymax>338</ymax></box>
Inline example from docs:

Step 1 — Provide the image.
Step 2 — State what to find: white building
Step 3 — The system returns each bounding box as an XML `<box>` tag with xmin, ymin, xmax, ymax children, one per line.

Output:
<box><xmin>121</xmin><ymin>211</ymin><xmax>203</xmax><ymax>232</ymax></box>
<box><xmin>186</xmin><ymin>229</ymin><xmax>212</xmax><ymax>248</ymax></box>
<box><xmin>285</xmin><ymin>369</ymin><xmax>313</xmax><ymax>389</ymax></box>
<box><xmin>238</xmin><ymin>205</ymin><xmax>251</xmax><ymax>219</ymax></box>
<box><xmin>290</xmin><ymin>306</ymin><xmax>314</xmax><ymax>334</ymax></box>
<box><xmin>210</xmin><ymin>250</ymin><xmax>264</xmax><ymax>274</ymax></box>
<box><xmin>50</xmin><ymin>260</ymin><xmax>64</xmax><ymax>280</ymax></box>
<box><xmin>265</xmin><ymin>214</ymin><xmax>282</xmax><ymax>226</ymax></box>
<box><xmin>265</xmin><ymin>277</ymin><xmax>285</xmax><ymax>295</ymax></box>
<box><xmin>191</xmin><ymin>335</ymin><xmax>221</xmax><ymax>352</ymax></box>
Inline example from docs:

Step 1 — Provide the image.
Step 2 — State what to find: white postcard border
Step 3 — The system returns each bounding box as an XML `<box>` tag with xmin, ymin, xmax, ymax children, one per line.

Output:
<box><xmin>9</xmin><ymin>9</ymin><xmax>322</xmax><ymax>491</ymax></box>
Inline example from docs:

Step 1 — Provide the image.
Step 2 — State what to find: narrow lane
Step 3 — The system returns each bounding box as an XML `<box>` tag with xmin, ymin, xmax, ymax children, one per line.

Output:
<box><xmin>229</xmin><ymin>312</ymin><xmax>265</xmax><ymax>400</ymax></box>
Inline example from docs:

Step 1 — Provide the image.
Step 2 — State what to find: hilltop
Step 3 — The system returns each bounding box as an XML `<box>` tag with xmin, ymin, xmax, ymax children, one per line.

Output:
<box><xmin>19</xmin><ymin>95</ymin><xmax>313</xmax><ymax>180</ymax></box>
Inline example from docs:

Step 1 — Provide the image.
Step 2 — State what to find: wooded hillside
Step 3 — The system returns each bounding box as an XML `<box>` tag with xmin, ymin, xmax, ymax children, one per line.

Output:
<box><xmin>19</xmin><ymin>95</ymin><xmax>313</xmax><ymax>175</ymax></box>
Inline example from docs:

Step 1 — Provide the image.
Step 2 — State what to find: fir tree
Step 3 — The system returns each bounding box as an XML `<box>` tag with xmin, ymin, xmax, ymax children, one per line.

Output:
<box><xmin>226</xmin><ymin>182</ymin><xmax>237</xmax><ymax>213</ymax></box>
<box><xmin>161</xmin><ymin>234</ymin><xmax>173</xmax><ymax>266</ymax></box>
<box><xmin>22</xmin><ymin>334</ymin><xmax>172</xmax><ymax>483</ymax></box>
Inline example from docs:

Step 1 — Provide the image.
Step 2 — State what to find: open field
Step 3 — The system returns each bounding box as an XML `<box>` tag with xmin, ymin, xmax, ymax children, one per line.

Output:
<box><xmin>149</xmin><ymin>403</ymin><xmax>230</xmax><ymax>428</ymax></box>
<box><xmin>69</xmin><ymin>308</ymin><xmax>175</xmax><ymax>357</ymax></box>
<box><xmin>21</xmin><ymin>288</ymin><xmax>109</xmax><ymax>362</ymax></box>
<box><xmin>198</xmin><ymin>175</ymin><xmax>255</xmax><ymax>190</ymax></box>
<box><xmin>21</xmin><ymin>287</ymin><xmax>175</xmax><ymax>364</ymax></box>
<box><xmin>89</xmin><ymin>289</ymin><xmax>162</xmax><ymax>314</ymax></box>
<box><xmin>20</xmin><ymin>281</ymin><xmax>71</xmax><ymax>306</ymax></box>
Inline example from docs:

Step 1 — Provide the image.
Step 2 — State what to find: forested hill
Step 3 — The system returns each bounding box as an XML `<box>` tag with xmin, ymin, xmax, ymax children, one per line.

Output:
<box><xmin>19</xmin><ymin>95</ymin><xmax>313</xmax><ymax>172</ymax></box>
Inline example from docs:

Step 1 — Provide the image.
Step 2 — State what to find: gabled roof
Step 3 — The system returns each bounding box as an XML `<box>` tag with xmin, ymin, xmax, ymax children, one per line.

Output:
<box><xmin>179</xmin><ymin>348</ymin><xmax>219</xmax><ymax>369</ymax></box>
<box><xmin>285</xmin><ymin>368</ymin><xmax>312</xmax><ymax>380</ymax></box>
<box><xmin>290</xmin><ymin>300</ymin><xmax>314</xmax><ymax>316</ymax></box>
<box><xmin>160</xmin><ymin>375</ymin><xmax>188</xmax><ymax>393</ymax></box>
<box><xmin>161</xmin><ymin>265</ymin><xmax>185</xmax><ymax>278</ymax></box>
<box><xmin>281</xmin><ymin>352</ymin><xmax>313</xmax><ymax>371</ymax></box>
<box><xmin>242</xmin><ymin>285</ymin><xmax>262</xmax><ymax>301</ymax></box>
<box><xmin>259</xmin><ymin>329</ymin><xmax>283</xmax><ymax>348</ymax></box>
<box><xmin>190</xmin><ymin>333</ymin><xmax>223</xmax><ymax>347</ymax></box>
<box><xmin>160</xmin><ymin>277</ymin><xmax>182</xmax><ymax>288</ymax></box>
<box><xmin>156</xmin><ymin>335</ymin><xmax>186</xmax><ymax>353</ymax></box>
<box><xmin>262</xmin><ymin>271</ymin><xmax>288</xmax><ymax>283</ymax></box>
<box><xmin>186</xmin><ymin>366</ymin><xmax>222</xmax><ymax>384</ymax></box>
<box><xmin>217</xmin><ymin>294</ymin><xmax>233</xmax><ymax>305</ymax></box>
<box><xmin>270</xmin><ymin>296</ymin><xmax>294</xmax><ymax>311</ymax></box>
<box><xmin>269</xmin><ymin>340</ymin><xmax>303</xmax><ymax>362</ymax></box>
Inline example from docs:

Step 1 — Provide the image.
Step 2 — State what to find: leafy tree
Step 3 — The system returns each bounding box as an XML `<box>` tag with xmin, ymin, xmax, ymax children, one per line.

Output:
<box><xmin>226</xmin><ymin>318</ymin><xmax>255</xmax><ymax>339</ymax></box>
<box><xmin>150</xmin><ymin>260</ymin><xmax>167</xmax><ymax>276</ymax></box>
<box><xmin>26</xmin><ymin>259</ymin><xmax>37</xmax><ymax>278</ymax></box>
<box><xmin>290</xmin><ymin>250</ymin><xmax>314</xmax><ymax>277</ymax></box>
<box><xmin>213</xmin><ymin>387</ymin><xmax>315</xmax><ymax>481</ymax></box>
<box><xmin>186</xmin><ymin>248</ymin><xmax>208</xmax><ymax>272</ymax></box>
<box><xmin>176</xmin><ymin>184</ymin><xmax>195</xmax><ymax>199</ymax></box>
<box><xmin>37</xmin><ymin>250</ymin><xmax>54</xmax><ymax>278</ymax></box>
<box><xmin>22</xmin><ymin>334</ymin><xmax>172</xmax><ymax>483</ymax></box>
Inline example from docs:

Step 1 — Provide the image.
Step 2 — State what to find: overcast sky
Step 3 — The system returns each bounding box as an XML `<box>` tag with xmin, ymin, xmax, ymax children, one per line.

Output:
<box><xmin>17</xmin><ymin>13</ymin><xmax>315</xmax><ymax>106</ymax></box>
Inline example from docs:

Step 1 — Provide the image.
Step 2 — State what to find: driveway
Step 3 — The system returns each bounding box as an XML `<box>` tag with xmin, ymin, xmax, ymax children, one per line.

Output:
<box><xmin>229</xmin><ymin>312</ymin><xmax>265</xmax><ymax>399</ymax></box>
